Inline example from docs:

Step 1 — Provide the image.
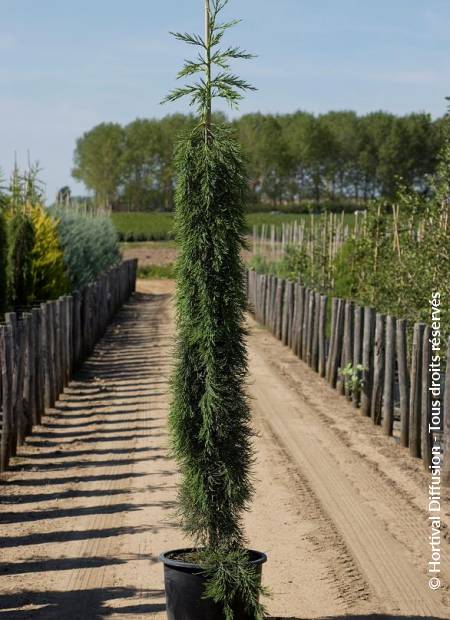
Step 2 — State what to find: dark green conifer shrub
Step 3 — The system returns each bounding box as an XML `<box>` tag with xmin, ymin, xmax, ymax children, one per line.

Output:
<box><xmin>165</xmin><ymin>1</ymin><xmax>265</xmax><ymax>617</ymax></box>
<box><xmin>7</xmin><ymin>209</ymin><xmax>35</xmax><ymax>308</ymax></box>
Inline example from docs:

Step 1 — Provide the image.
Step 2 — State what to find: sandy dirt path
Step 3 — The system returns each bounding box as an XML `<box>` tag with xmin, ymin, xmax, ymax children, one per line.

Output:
<box><xmin>0</xmin><ymin>280</ymin><xmax>449</xmax><ymax>619</ymax></box>
<box><xmin>246</xmin><ymin>317</ymin><xmax>450</xmax><ymax>619</ymax></box>
<box><xmin>0</xmin><ymin>281</ymin><xmax>184</xmax><ymax>619</ymax></box>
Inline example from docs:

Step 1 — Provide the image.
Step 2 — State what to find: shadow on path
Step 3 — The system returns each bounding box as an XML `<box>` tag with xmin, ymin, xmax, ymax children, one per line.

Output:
<box><xmin>0</xmin><ymin>587</ymin><xmax>165</xmax><ymax>619</ymax></box>
<box><xmin>0</xmin><ymin>291</ymin><xmax>174</xmax><ymax>618</ymax></box>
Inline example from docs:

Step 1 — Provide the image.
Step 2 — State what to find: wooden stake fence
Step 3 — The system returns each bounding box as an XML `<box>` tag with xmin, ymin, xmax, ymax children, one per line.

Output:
<box><xmin>0</xmin><ymin>259</ymin><xmax>137</xmax><ymax>472</ymax></box>
<box><xmin>247</xmin><ymin>269</ymin><xmax>450</xmax><ymax>481</ymax></box>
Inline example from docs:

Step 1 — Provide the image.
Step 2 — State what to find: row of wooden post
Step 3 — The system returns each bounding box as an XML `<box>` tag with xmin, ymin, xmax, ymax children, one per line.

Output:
<box><xmin>0</xmin><ymin>259</ymin><xmax>138</xmax><ymax>472</ymax></box>
<box><xmin>247</xmin><ymin>270</ymin><xmax>450</xmax><ymax>484</ymax></box>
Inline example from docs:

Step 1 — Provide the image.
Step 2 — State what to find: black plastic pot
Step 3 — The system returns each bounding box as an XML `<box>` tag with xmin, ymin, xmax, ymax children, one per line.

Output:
<box><xmin>160</xmin><ymin>548</ymin><xmax>267</xmax><ymax>620</ymax></box>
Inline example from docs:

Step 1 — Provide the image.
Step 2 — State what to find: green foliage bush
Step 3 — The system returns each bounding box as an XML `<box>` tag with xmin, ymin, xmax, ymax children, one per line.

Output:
<box><xmin>7</xmin><ymin>209</ymin><xmax>35</xmax><ymax>308</ymax></box>
<box><xmin>253</xmin><ymin>112</ymin><xmax>450</xmax><ymax>340</ymax></box>
<box><xmin>250</xmin><ymin>243</ymin><xmax>318</xmax><ymax>288</ymax></box>
<box><xmin>171</xmin><ymin>123</ymin><xmax>253</xmax><ymax>550</ymax></box>
<box><xmin>1</xmin><ymin>165</ymin><xmax>121</xmax><ymax>307</ymax></box>
<box><xmin>137</xmin><ymin>264</ymin><xmax>174</xmax><ymax>279</ymax></box>
<box><xmin>111</xmin><ymin>212</ymin><xmax>175</xmax><ymax>241</ymax></box>
<box><xmin>54</xmin><ymin>206</ymin><xmax>121</xmax><ymax>289</ymax></box>
<box><xmin>30</xmin><ymin>205</ymin><xmax>69</xmax><ymax>301</ymax></box>
<box><xmin>330</xmin><ymin>179</ymin><xmax>450</xmax><ymax>338</ymax></box>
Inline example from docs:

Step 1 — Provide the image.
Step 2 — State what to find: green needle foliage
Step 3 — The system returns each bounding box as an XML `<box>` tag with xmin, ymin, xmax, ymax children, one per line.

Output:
<box><xmin>163</xmin><ymin>0</ymin><xmax>255</xmax><ymax>127</ymax></box>
<box><xmin>171</xmin><ymin>125</ymin><xmax>252</xmax><ymax>548</ymax></box>
<box><xmin>166</xmin><ymin>1</ymin><xmax>265</xmax><ymax>617</ymax></box>
<box><xmin>7</xmin><ymin>208</ymin><xmax>35</xmax><ymax>309</ymax></box>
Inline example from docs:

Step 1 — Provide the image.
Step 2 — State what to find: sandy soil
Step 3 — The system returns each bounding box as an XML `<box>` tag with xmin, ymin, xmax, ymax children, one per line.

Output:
<box><xmin>0</xmin><ymin>279</ymin><xmax>449</xmax><ymax>619</ymax></box>
<box><xmin>121</xmin><ymin>241</ymin><xmax>253</xmax><ymax>268</ymax></box>
<box><xmin>121</xmin><ymin>244</ymin><xmax>178</xmax><ymax>268</ymax></box>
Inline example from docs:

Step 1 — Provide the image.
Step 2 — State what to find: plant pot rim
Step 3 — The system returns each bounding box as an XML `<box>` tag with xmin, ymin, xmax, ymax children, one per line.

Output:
<box><xmin>159</xmin><ymin>548</ymin><xmax>267</xmax><ymax>571</ymax></box>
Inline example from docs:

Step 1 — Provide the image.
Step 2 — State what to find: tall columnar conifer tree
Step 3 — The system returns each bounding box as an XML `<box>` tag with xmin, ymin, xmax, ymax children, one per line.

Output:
<box><xmin>165</xmin><ymin>1</ymin><xmax>265</xmax><ymax>617</ymax></box>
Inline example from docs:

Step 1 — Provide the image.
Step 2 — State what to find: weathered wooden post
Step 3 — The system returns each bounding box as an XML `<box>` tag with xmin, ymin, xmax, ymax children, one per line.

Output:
<box><xmin>311</xmin><ymin>292</ymin><xmax>320</xmax><ymax>372</ymax></box>
<box><xmin>396</xmin><ymin>319</ymin><xmax>410</xmax><ymax>447</ymax></box>
<box><xmin>261</xmin><ymin>275</ymin><xmax>268</xmax><ymax>326</ymax></box>
<box><xmin>318</xmin><ymin>295</ymin><xmax>328</xmax><ymax>378</ymax></box>
<box><xmin>306</xmin><ymin>290</ymin><xmax>315</xmax><ymax>367</ymax></box>
<box><xmin>371</xmin><ymin>313</ymin><xmax>385</xmax><ymax>425</ymax></box>
<box><xmin>326</xmin><ymin>298</ymin><xmax>338</xmax><ymax>383</ymax></box>
<box><xmin>5</xmin><ymin>313</ymin><xmax>21</xmax><ymax>456</ymax></box>
<box><xmin>265</xmin><ymin>275</ymin><xmax>272</xmax><ymax>329</ymax></box>
<box><xmin>48</xmin><ymin>302</ymin><xmax>58</xmax><ymax>406</ymax></box>
<box><xmin>0</xmin><ymin>325</ymin><xmax>13</xmax><ymax>472</ymax></box>
<box><xmin>275</xmin><ymin>278</ymin><xmax>285</xmax><ymax>340</ymax></box>
<box><xmin>329</xmin><ymin>299</ymin><xmax>345</xmax><ymax>389</ymax></box>
<box><xmin>288</xmin><ymin>282</ymin><xmax>297</xmax><ymax>350</ymax></box>
<box><xmin>340</xmin><ymin>301</ymin><xmax>354</xmax><ymax>399</ymax></box>
<box><xmin>409</xmin><ymin>322</ymin><xmax>425</xmax><ymax>458</ymax></box>
<box><xmin>361</xmin><ymin>306</ymin><xmax>375</xmax><ymax>417</ymax></box>
<box><xmin>301</xmin><ymin>289</ymin><xmax>310</xmax><ymax>361</ymax></box>
<box><xmin>382</xmin><ymin>315</ymin><xmax>396</xmax><ymax>436</ymax></box>
<box><xmin>72</xmin><ymin>290</ymin><xmax>81</xmax><ymax>368</ymax></box>
<box><xmin>65</xmin><ymin>296</ymin><xmax>73</xmax><ymax>382</ymax></box>
<box><xmin>352</xmin><ymin>305</ymin><xmax>363</xmax><ymax>407</ymax></box>
<box><xmin>32</xmin><ymin>307</ymin><xmax>44</xmax><ymax>425</ymax></box>
<box><xmin>281</xmin><ymin>280</ymin><xmax>291</xmax><ymax>345</ymax></box>
<box><xmin>295</xmin><ymin>285</ymin><xmax>305</xmax><ymax>358</ymax></box>
<box><xmin>20</xmin><ymin>314</ymin><xmax>32</xmax><ymax>444</ymax></box>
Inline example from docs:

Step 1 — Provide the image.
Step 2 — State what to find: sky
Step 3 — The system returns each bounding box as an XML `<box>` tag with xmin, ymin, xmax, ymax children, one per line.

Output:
<box><xmin>1</xmin><ymin>0</ymin><xmax>449</xmax><ymax>201</ymax></box>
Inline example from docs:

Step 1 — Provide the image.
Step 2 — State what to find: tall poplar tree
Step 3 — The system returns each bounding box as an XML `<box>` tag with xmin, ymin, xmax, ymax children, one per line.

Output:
<box><xmin>165</xmin><ymin>1</ymin><xmax>265</xmax><ymax>617</ymax></box>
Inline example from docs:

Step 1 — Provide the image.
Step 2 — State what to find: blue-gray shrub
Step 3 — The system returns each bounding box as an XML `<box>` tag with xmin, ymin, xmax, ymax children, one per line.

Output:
<box><xmin>53</xmin><ymin>206</ymin><xmax>121</xmax><ymax>289</ymax></box>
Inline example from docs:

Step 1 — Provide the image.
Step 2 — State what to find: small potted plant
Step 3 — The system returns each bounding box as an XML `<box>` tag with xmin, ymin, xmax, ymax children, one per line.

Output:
<box><xmin>159</xmin><ymin>1</ymin><xmax>267</xmax><ymax>619</ymax></box>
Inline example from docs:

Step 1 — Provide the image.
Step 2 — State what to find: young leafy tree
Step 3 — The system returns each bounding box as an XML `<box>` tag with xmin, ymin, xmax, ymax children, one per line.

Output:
<box><xmin>165</xmin><ymin>1</ymin><xmax>265</xmax><ymax>617</ymax></box>
<box><xmin>72</xmin><ymin>122</ymin><xmax>125</xmax><ymax>208</ymax></box>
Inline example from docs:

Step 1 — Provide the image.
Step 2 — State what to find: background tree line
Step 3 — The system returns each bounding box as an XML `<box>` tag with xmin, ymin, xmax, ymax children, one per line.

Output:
<box><xmin>72</xmin><ymin>110</ymin><xmax>444</xmax><ymax>211</ymax></box>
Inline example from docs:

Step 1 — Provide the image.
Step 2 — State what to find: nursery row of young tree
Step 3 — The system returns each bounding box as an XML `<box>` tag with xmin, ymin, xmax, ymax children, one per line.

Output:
<box><xmin>72</xmin><ymin>110</ymin><xmax>444</xmax><ymax>211</ymax></box>
<box><xmin>0</xmin><ymin>167</ymin><xmax>121</xmax><ymax>315</ymax></box>
<box><xmin>250</xmin><ymin>115</ymin><xmax>450</xmax><ymax>340</ymax></box>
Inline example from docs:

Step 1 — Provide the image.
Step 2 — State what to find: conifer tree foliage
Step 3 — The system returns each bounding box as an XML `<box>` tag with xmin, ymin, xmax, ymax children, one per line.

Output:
<box><xmin>166</xmin><ymin>1</ymin><xmax>265</xmax><ymax>617</ymax></box>
<box><xmin>7</xmin><ymin>208</ymin><xmax>35</xmax><ymax>309</ymax></box>
<box><xmin>29</xmin><ymin>205</ymin><xmax>69</xmax><ymax>302</ymax></box>
<box><xmin>3</xmin><ymin>165</ymin><xmax>70</xmax><ymax>308</ymax></box>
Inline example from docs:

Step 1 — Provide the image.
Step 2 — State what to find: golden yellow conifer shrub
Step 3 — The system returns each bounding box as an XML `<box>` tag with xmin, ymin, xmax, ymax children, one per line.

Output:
<box><xmin>29</xmin><ymin>204</ymin><xmax>70</xmax><ymax>302</ymax></box>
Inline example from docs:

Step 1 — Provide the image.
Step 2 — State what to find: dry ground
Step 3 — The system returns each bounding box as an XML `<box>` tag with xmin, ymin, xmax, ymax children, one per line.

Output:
<box><xmin>121</xmin><ymin>241</ymin><xmax>253</xmax><ymax>268</ymax></box>
<box><xmin>121</xmin><ymin>243</ymin><xmax>177</xmax><ymax>268</ymax></box>
<box><xmin>0</xmin><ymin>279</ymin><xmax>449</xmax><ymax>619</ymax></box>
